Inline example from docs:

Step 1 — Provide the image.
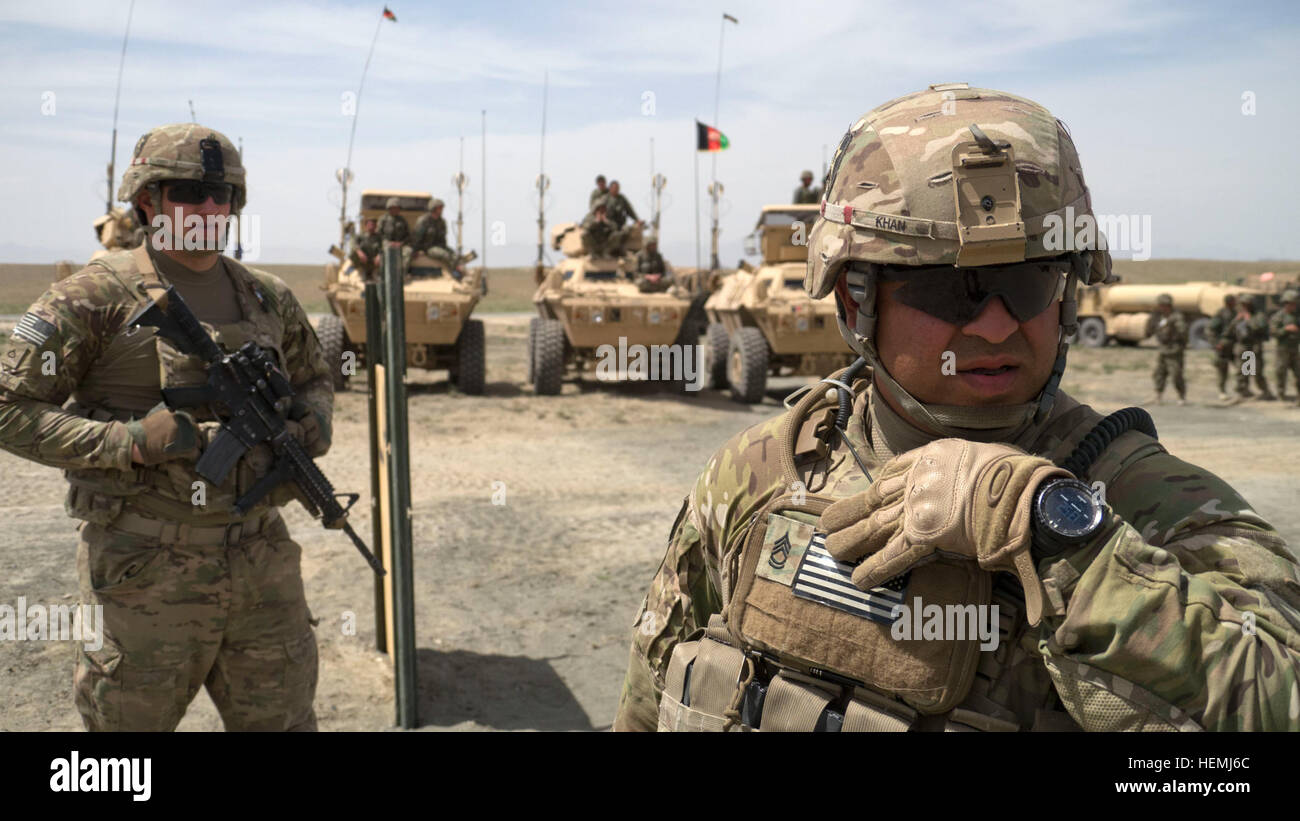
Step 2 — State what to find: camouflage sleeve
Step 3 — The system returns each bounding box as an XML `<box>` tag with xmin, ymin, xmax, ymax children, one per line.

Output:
<box><xmin>1040</xmin><ymin>451</ymin><xmax>1300</xmax><ymax>730</ymax></box>
<box><xmin>255</xmin><ymin>272</ymin><xmax>334</xmax><ymax>457</ymax></box>
<box><xmin>0</xmin><ymin>272</ymin><xmax>136</xmax><ymax>471</ymax></box>
<box><xmin>622</xmin><ymin>196</ymin><xmax>639</xmax><ymax>222</ymax></box>
<box><xmin>1143</xmin><ymin>313</ymin><xmax>1158</xmax><ymax>338</ymax></box>
<box><xmin>1174</xmin><ymin>313</ymin><xmax>1188</xmax><ymax>340</ymax></box>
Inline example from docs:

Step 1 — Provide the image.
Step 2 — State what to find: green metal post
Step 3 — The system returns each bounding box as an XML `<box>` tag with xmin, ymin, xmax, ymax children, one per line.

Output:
<box><xmin>364</xmin><ymin>280</ymin><xmax>387</xmax><ymax>654</ymax></box>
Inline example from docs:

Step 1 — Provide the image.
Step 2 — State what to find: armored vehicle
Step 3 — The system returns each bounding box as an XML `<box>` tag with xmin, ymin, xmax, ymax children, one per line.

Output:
<box><xmin>704</xmin><ymin>204</ymin><xmax>853</xmax><ymax>403</ymax></box>
<box><xmin>528</xmin><ymin>223</ymin><xmax>706</xmax><ymax>395</ymax></box>
<box><xmin>1072</xmin><ymin>280</ymin><xmax>1265</xmax><ymax>349</ymax></box>
<box><xmin>322</xmin><ymin>189</ymin><xmax>486</xmax><ymax>394</ymax></box>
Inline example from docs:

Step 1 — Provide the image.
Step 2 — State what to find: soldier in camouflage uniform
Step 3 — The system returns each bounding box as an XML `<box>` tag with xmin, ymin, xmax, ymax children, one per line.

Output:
<box><xmin>582</xmin><ymin>199</ymin><xmax>623</xmax><ymax>257</ymax></box>
<box><xmin>1143</xmin><ymin>293</ymin><xmax>1187</xmax><ymax>405</ymax></box>
<box><xmin>1228</xmin><ymin>300</ymin><xmax>1275</xmax><ymax>402</ymax></box>
<box><xmin>0</xmin><ymin>124</ymin><xmax>331</xmax><ymax>731</ymax></box>
<box><xmin>1270</xmin><ymin>290</ymin><xmax>1300</xmax><ymax>404</ymax></box>
<box><xmin>605</xmin><ymin>181</ymin><xmax>642</xmax><ymax>230</ymax></box>
<box><xmin>1208</xmin><ymin>293</ymin><xmax>1238</xmax><ymax>401</ymax></box>
<box><xmin>377</xmin><ymin>197</ymin><xmax>410</xmax><ymax>246</ymax></box>
<box><xmin>793</xmin><ymin>169</ymin><xmax>821</xmax><ymax>204</ymax></box>
<box><xmin>349</xmin><ymin>217</ymin><xmax>383</xmax><ymax>280</ymax></box>
<box><xmin>411</xmin><ymin>198</ymin><xmax>448</xmax><ymax>256</ymax></box>
<box><xmin>590</xmin><ymin>175</ymin><xmax>608</xmax><ymax>208</ymax></box>
<box><xmin>615</xmin><ymin>85</ymin><xmax>1300</xmax><ymax>732</ymax></box>
<box><xmin>634</xmin><ymin>237</ymin><xmax>671</xmax><ymax>292</ymax></box>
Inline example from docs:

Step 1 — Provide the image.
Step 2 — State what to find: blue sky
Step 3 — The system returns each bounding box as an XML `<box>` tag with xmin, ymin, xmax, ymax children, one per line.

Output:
<box><xmin>1</xmin><ymin>0</ymin><xmax>1298</xmax><ymax>268</ymax></box>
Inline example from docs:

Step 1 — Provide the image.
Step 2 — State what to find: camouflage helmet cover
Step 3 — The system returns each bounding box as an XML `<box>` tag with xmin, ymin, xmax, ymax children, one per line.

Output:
<box><xmin>592</xmin><ymin>196</ymin><xmax>609</xmax><ymax>211</ymax></box>
<box><xmin>1283</xmin><ymin>289</ymin><xmax>1299</xmax><ymax>304</ymax></box>
<box><xmin>386</xmin><ymin>197</ymin><xmax>401</xmax><ymax>209</ymax></box>
<box><xmin>117</xmin><ymin>123</ymin><xmax>246</xmax><ymax>210</ymax></box>
<box><xmin>801</xmin><ymin>169</ymin><xmax>814</xmax><ymax>180</ymax></box>
<box><xmin>805</xmin><ymin>84</ymin><xmax>1110</xmax><ymax>299</ymax></box>
<box><xmin>1157</xmin><ymin>293</ymin><xmax>1174</xmax><ymax>306</ymax></box>
<box><xmin>428</xmin><ymin>198</ymin><xmax>444</xmax><ymax>210</ymax></box>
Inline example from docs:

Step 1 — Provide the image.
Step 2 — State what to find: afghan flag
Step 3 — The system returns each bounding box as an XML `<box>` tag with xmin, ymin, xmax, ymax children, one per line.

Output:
<box><xmin>382</xmin><ymin>6</ymin><xmax>397</xmax><ymax>21</ymax></box>
<box><xmin>696</xmin><ymin>121</ymin><xmax>729</xmax><ymax>152</ymax></box>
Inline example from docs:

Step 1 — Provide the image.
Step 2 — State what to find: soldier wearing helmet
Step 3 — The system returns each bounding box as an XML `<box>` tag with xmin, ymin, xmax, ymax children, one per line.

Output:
<box><xmin>412</xmin><ymin>197</ymin><xmax>449</xmax><ymax>262</ymax></box>
<box><xmin>615</xmin><ymin>85</ymin><xmax>1299</xmax><ymax>732</ymax></box>
<box><xmin>378</xmin><ymin>196</ymin><xmax>411</xmax><ymax>247</ymax></box>
<box><xmin>793</xmin><ymin>169</ymin><xmax>821</xmax><ymax>204</ymax></box>
<box><xmin>1270</xmin><ymin>289</ymin><xmax>1300</xmax><ymax>404</ymax></box>
<box><xmin>590</xmin><ymin>174</ymin><xmax>609</xmax><ymax>208</ymax></box>
<box><xmin>1228</xmin><ymin>298</ymin><xmax>1275</xmax><ymax>402</ymax></box>
<box><xmin>1208</xmin><ymin>293</ymin><xmax>1239</xmax><ymax>401</ymax></box>
<box><xmin>1144</xmin><ymin>292</ymin><xmax>1188</xmax><ymax>405</ymax></box>
<box><xmin>0</xmin><ymin>123</ymin><xmax>332</xmax><ymax>731</ymax></box>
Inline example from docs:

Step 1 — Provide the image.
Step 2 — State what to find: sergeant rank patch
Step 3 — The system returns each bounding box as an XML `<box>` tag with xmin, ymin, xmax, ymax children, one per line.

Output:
<box><xmin>792</xmin><ymin>532</ymin><xmax>907</xmax><ymax>625</ymax></box>
<box><xmin>12</xmin><ymin>313</ymin><xmax>55</xmax><ymax>347</ymax></box>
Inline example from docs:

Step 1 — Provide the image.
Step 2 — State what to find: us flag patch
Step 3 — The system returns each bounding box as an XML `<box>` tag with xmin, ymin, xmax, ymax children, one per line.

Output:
<box><xmin>12</xmin><ymin>313</ymin><xmax>55</xmax><ymax>347</ymax></box>
<box><xmin>792</xmin><ymin>532</ymin><xmax>909</xmax><ymax>625</ymax></box>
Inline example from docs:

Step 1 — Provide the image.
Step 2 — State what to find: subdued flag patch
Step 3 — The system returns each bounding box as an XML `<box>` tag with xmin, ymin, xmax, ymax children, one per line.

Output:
<box><xmin>792</xmin><ymin>532</ymin><xmax>907</xmax><ymax>624</ymax></box>
<box><xmin>696</xmin><ymin>121</ymin><xmax>729</xmax><ymax>152</ymax></box>
<box><xmin>12</xmin><ymin>313</ymin><xmax>55</xmax><ymax>347</ymax></box>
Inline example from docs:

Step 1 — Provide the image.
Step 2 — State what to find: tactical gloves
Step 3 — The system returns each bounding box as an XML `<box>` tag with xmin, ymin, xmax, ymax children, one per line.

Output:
<box><xmin>820</xmin><ymin>439</ymin><xmax>1070</xmax><ymax>625</ymax></box>
<box><xmin>126</xmin><ymin>406</ymin><xmax>201</xmax><ymax>465</ymax></box>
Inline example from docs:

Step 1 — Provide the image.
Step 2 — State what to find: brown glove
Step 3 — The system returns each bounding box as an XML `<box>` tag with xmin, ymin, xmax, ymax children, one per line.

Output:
<box><xmin>820</xmin><ymin>438</ymin><xmax>1070</xmax><ymax>626</ymax></box>
<box><xmin>127</xmin><ymin>406</ymin><xmax>201</xmax><ymax>465</ymax></box>
<box><xmin>287</xmin><ymin>404</ymin><xmax>329</xmax><ymax>456</ymax></box>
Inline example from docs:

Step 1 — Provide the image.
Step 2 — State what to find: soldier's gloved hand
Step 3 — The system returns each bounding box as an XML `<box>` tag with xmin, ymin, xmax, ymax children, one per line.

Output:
<box><xmin>127</xmin><ymin>406</ymin><xmax>201</xmax><ymax>465</ymax></box>
<box><xmin>287</xmin><ymin>403</ymin><xmax>329</xmax><ymax>456</ymax></box>
<box><xmin>819</xmin><ymin>439</ymin><xmax>1070</xmax><ymax>626</ymax></box>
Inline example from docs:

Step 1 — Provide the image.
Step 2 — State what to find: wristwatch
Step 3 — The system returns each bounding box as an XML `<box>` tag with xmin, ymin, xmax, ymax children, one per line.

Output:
<box><xmin>1031</xmin><ymin>477</ymin><xmax>1105</xmax><ymax>557</ymax></box>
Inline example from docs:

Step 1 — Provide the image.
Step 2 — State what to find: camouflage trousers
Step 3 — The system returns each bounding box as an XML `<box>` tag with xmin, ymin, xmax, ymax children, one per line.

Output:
<box><xmin>1213</xmin><ymin>350</ymin><xmax>1234</xmax><ymax>393</ymax></box>
<box><xmin>1275</xmin><ymin>346</ymin><xmax>1300</xmax><ymax>396</ymax></box>
<box><xmin>1234</xmin><ymin>344</ymin><xmax>1272</xmax><ymax>396</ymax></box>
<box><xmin>1152</xmin><ymin>351</ymin><xmax>1185</xmax><ymax>397</ymax></box>
<box><xmin>73</xmin><ymin>510</ymin><xmax>318</xmax><ymax>732</ymax></box>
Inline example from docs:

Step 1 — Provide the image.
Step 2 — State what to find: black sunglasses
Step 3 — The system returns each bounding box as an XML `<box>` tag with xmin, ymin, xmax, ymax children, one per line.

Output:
<box><xmin>872</xmin><ymin>259</ymin><xmax>1071</xmax><ymax>326</ymax></box>
<box><xmin>165</xmin><ymin>180</ymin><xmax>235</xmax><ymax>205</ymax></box>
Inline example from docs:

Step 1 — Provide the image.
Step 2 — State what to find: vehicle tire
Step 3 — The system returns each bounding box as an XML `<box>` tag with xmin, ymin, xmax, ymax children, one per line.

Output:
<box><xmin>527</xmin><ymin>317</ymin><xmax>539</xmax><ymax>385</ymax></box>
<box><xmin>454</xmin><ymin>319</ymin><xmax>486</xmax><ymax>395</ymax></box>
<box><xmin>1076</xmin><ymin>317</ymin><xmax>1107</xmax><ymax>348</ymax></box>
<box><xmin>1188</xmin><ymin>317</ymin><xmax>1212</xmax><ymax>350</ymax></box>
<box><xmin>534</xmin><ymin>318</ymin><xmax>566</xmax><ymax>396</ymax></box>
<box><xmin>705</xmin><ymin>322</ymin><xmax>729</xmax><ymax>389</ymax></box>
<box><xmin>317</xmin><ymin>314</ymin><xmax>349</xmax><ymax>391</ymax></box>
<box><xmin>728</xmin><ymin>327</ymin><xmax>769</xmax><ymax>404</ymax></box>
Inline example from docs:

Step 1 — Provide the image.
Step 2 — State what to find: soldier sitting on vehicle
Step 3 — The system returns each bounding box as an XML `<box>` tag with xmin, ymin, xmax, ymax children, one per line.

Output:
<box><xmin>634</xmin><ymin>237</ymin><xmax>672</xmax><ymax>292</ymax></box>
<box><xmin>582</xmin><ymin>199</ymin><xmax>627</xmax><ymax>257</ymax></box>
<box><xmin>378</xmin><ymin>196</ymin><xmax>412</xmax><ymax>273</ymax></box>
<box><xmin>590</xmin><ymin>174</ymin><xmax>608</xmax><ymax>208</ymax></box>
<box><xmin>793</xmin><ymin>169</ymin><xmax>822</xmax><ymax>204</ymax></box>
<box><xmin>412</xmin><ymin>198</ymin><xmax>457</xmax><ymax>276</ymax></box>
<box><xmin>350</xmin><ymin>217</ymin><xmax>383</xmax><ymax>280</ymax></box>
<box><xmin>605</xmin><ymin>180</ymin><xmax>643</xmax><ymax>230</ymax></box>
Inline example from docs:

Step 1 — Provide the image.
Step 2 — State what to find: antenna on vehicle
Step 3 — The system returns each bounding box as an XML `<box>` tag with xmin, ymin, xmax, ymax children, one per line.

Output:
<box><xmin>106</xmin><ymin>0</ymin><xmax>135</xmax><ymax>214</ymax></box>
<box><xmin>534</xmin><ymin>71</ymin><xmax>550</xmax><ymax>285</ymax></box>
<box><xmin>453</xmin><ymin>136</ymin><xmax>468</xmax><ymax>260</ymax></box>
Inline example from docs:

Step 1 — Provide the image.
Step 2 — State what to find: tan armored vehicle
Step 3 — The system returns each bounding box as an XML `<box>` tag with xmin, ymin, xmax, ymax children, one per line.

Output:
<box><xmin>90</xmin><ymin>207</ymin><xmax>144</xmax><ymax>261</ymax></box>
<box><xmin>528</xmin><ymin>223</ymin><xmax>705</xmax><ymax>395</ymax></box>
<box><xmin>1237</xmin><ymin>270</ymin><xmax>1300</xmax><ymax>313</ymax></box>
<box><xmin>322</xmin><ymin>189</ymin><xmax>486</xmax><ymax>393</ymax></box>
<box><xmin>704</xmin><ymin>204</ymin><xmax>852</xmax><ymax>403</ymax></box>
<box><xmin>1072</xmin><ymin>280</ymin><xmax>1264</xmax><ymax>349</ymax></box>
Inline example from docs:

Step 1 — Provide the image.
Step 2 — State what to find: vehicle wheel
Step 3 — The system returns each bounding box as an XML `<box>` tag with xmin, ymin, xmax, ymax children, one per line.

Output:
<box><xmin>317</xmin><ymin>314</ymin><xmax>349</xmax><ymax>391</ymax></box>
<box><xmin>1188</xmin><ymin>317</ymin><xmax>1212</xmax><ymax>350</ymax></box>
<box><xmin>728</xmin><ymin>327</ymin><xmax>769</xmax><ymax>404</ymax></box>
<box><xmin>454</xmin><ymin>319</ymin><xmax>486</xmax><ymax>395</ymax></box>
<box><xmin>705</xmin><ymin>322</ymin><xmax>729</xmax><ymax>389</ymax></box>
<box><xmin>527</xmin><ymin>317</ymin><xmax>539</xmax><ymax>385</ymax></box>
<box><xmin>1076</xmin><ymin>317</ymin><xmax>1107</xmax><ymax>348</ymax></box>
<box><xmin>533</xmin><ymin>318</ymin><xmax>566</xmax><ymax>396</ymax></box>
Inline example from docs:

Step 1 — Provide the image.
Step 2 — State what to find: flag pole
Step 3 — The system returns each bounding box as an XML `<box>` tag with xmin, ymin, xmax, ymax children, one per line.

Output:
<box><xmin>693</xmin><ymin>143</ymin><xmax>701</xmax><ymax>270</ymax></box>
<box><xmin>481</xmin><ymin>109</ymin><xmax>487</xmax><ymax>274</ymax></box>
<box><xmin>710</xmin><ymin>13</ymin><xmax>737</xmax><ymax>272</ymax></box>
<box><xmin>107</xmin><ymin>0</ymin><xmax>134</xmax><ymax>215</ymax></box>
<box><xmin>340</xmin><ymin>11</ymin><xmax>387</xmax><ymax>247</ymax></box>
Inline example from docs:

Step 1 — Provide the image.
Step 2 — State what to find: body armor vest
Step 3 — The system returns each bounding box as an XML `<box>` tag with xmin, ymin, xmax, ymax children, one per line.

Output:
<box><xmin>658</xmin><ymin>382</ymin><xmax>1162</xmax><ymax>732</ymax></box>
<box><xmin>62</xmin><ymin>246</ymin><xmax>289</xmax><ymax>526</ymax></box>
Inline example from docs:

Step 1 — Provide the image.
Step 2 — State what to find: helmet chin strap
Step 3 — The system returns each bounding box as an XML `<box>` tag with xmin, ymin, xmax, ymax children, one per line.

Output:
<box><xmin>835</xmin><ymin>252</ymin><xmax>1090</xmax><ymax>443</ymax></box>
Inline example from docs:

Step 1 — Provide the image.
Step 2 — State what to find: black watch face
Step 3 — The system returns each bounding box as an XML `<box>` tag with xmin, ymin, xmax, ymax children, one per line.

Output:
<box><xmin>1039</xmin><ymin>481</ymin><xmax>1103</xmax><ymax>541</ymax></box>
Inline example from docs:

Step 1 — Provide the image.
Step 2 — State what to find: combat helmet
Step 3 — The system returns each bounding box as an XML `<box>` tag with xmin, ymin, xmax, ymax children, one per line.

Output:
<box><xmin>1157</xmin><ymin>293</ymin><xmax>1174</xmax><ymax>307</ymax></box>
<box><xmin>1283</xmin><ymin>290</ymin><xmax>1299</xmax><ymax>304</ymax></box>
<box><xmin>428</xmin><ymin>198</ymin><xmax>444</xmax><ymax>210</ymax></box>
<box><xmin>386</xmin><ymin>197</ymin><xmax>401</xmax><ymax>209</ymax></box>
<box><xmin>118</xmin><ymin>123</ymin><xmax>246</xmax><ymax>218</ymax></box>
<box><xmin>805</xmin><ymin>83</ymin><xmax>1112</xmax><ymax>436</ymax></box>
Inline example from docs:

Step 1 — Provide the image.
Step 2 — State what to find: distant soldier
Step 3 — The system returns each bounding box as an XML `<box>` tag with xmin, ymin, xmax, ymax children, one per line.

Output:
<box><xmin>1208</xmin><ymin>293</ymin><xmax>1237</xmax><ymax>401</ymax></box>
<box><xmin>582</xmin><ymin>199</ymin><xmax>622</xmax><ymax>257</ymax></box>
<box><xmin>349</xmin><ymin>217</ymin><xmax>383</xmax><ymax>280</ymax></box>
<box><xmin>412</xmin><ymin>198</ymin><xmax>449</xmax><ymax>256</ymax></box>
<box><xmin>793</xmin><ymin>169</ymin><xmax>821</xmax><ymax>204</ymax></box>
<box><xmin>1144</xmin><ymin>293</ymin><xmax>1187</xmax><ymax>405</ymax></box>
<box><xmin>605</xmin><ymin>180</ymin><xmax>642</xmax><ymax>229</ymax></box>
<box><xmin>1228</xmin><ymin>299</ymin><xmax>1275</xmax><ymax>402</ymax></box>
<box><xmin>634</xmin><ymin>237</ymin><xmax>671</xmax><ymax>292</ymax></box>
<box><xmin>1270</xmin><ymin>289</ymin><xmax>1300</xmax><ymax>404</ymax></box>
<box><xmin>590</xmin><ymin>175</ymin><xmax>608</xmax><ymax>208</ymax></box>
<box><xmin>378</xmin><ymin>197</ymin><xmax>410</xmax><ymax>246</ymax></box>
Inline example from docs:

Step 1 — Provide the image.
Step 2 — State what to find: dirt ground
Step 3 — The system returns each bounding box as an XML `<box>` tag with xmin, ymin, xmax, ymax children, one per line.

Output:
<box><xmin>2</xmin><ymin>314</ymin><xmax>1298</xmax><ymax>732</ymax></box>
